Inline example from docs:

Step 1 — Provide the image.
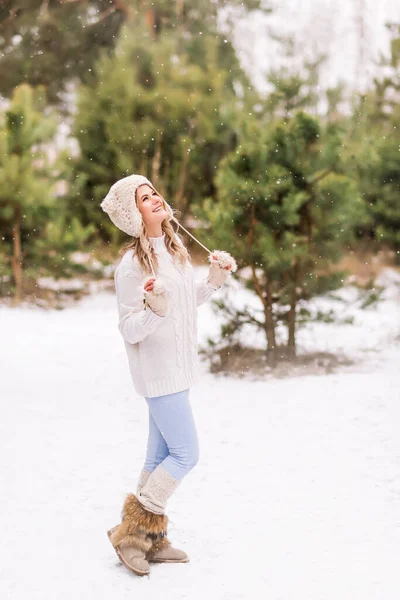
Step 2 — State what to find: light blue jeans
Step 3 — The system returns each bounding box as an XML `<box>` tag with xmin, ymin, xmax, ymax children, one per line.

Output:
<box><xmin>143</xmin><ymin>388</ymin><xmax>200</xmax><ymax>480</ymax></box>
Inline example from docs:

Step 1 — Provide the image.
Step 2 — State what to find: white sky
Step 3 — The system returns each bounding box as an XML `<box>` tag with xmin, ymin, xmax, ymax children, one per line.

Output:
<box><xmin>231</xmin><ymin>0</ymin><xmax>400</xmax><ymax>96</ymax></box>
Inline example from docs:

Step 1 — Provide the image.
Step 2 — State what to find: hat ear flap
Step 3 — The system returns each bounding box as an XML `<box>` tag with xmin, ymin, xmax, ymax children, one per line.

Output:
<box><xmin>131</xmin><ymin>200</ymin><xmax>143</xmax><ymax>237</ymax></box>
<box><xmin>101</xmin><ymin>183</ymin><xmax>143</xmax><ymax>237</ymax></box>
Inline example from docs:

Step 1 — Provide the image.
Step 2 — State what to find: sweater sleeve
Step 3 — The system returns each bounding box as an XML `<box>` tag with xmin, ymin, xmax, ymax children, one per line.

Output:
<box><xmin>195</xmin><ymin>274</ymin><xmax>221</xmax><ymax>307</ymax></box>
<box><xmin>114</xmin><ymin>264</ymin><xmax>166</xmax><ymax>344</ymax></box>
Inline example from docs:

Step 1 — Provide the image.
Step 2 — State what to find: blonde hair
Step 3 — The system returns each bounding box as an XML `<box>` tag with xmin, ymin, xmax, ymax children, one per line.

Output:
<box><xmin>119</xmin><ymin>184</ymin><xmax>191</xmax><ymax>275</ymax></box>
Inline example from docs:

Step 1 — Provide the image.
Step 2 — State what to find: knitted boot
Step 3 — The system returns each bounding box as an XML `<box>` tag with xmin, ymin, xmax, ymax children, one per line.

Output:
<box><xmin>107</xmin><ymin>493</ymin><xmax>168</xmax><ymax>577</ymax></box>
<box><xmin>137</xmin><ymin>467</ymin><xmax>189</xmax><ymax>564</ymax></box>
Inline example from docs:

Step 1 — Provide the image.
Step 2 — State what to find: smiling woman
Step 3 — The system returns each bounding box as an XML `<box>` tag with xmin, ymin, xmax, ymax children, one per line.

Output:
<box><xmin>135</xmin><ymin>184</ymin><xmax>168</xmax><ymax>239</ymax></box>
<box><xmin>100</xmin><ymin>173</ymin><xmax>236</xmax><ymax>577</ymax></box>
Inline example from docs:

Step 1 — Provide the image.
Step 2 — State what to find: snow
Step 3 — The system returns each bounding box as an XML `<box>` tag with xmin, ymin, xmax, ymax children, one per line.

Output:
<box><xmin>1</xmin><ymin>266</ymin><xmax>399</xmax><ymax>599</ymax></box>
<box><xmin>197</xmin><ymin>265</ymin><xmax>400</xmax><ymax>371</ymax></box>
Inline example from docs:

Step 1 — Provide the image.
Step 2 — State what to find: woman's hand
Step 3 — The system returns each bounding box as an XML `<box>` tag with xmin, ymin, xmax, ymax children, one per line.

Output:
<box><xmin>207</xmin><ymin>250</ymin><xmax>237</xmax><ymax>289</ymax></box>
<box><xmin>143</xmin><ymin>277</ymin><xmax>169</xmax><ymax>317</ymax></box>
<box><xmin>207</xmin><ymin>262</ymin><xmax>231</xmax><ymax>289</ymax></box>
<box><xmin>144</xmin><ymin>277</ymin><xmax>156</xmax><ymax>293</ymax></box>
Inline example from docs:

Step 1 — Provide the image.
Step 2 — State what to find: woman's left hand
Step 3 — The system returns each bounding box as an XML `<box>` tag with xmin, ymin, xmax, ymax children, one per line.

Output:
<box><xmin>207</xmin><ymin>250</ymin><xmax>237</xmax><ymax>289</ymax></box>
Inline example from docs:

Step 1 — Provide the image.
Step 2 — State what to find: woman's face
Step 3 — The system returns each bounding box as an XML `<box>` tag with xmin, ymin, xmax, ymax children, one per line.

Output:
<box><xmin>136</xmin><ymin>184</ymin><xmax>169</xmax><ymax>228</ymax></box>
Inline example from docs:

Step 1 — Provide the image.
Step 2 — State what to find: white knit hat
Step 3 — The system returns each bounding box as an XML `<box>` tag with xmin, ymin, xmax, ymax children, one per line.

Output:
<box><xmin>100</xmin><ymin>174</ymin><xmax>173</xmax><ymax>237</ymax></box>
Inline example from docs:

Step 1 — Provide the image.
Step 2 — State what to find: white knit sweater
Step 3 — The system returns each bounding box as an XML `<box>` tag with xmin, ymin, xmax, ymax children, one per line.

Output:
<box><xmin>114</xmin><ymin>233</ymin><xmax>219</xmax><ymax>398</ymax></box>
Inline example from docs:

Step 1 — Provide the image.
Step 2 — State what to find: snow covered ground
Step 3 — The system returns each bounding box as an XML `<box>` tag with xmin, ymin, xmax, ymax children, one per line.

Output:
<box><xmin>1</xmin><ymin>266</ymin><xmax>399</xmax><ymax>599</ymax></box>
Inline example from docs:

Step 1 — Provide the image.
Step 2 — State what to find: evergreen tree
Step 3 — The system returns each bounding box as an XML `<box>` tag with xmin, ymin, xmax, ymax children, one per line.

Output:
<box><xmin>371</xmin><ymin>133</ymin><xmax>400</xmax><ymax>257</ymax></box>
<box><xmin>348</xmin><ymin>23</ymin><xmax>400</xmax><ymax>257</ymax></box>
<box><xmin>0</xmin><ymin>84</ymin><xmax>56</xmax><ymax>302</ymax></box>
<box><xmin>0</xmin><ymin>83</ymin><xmax>95</xmax><ymax>303</ymax></box>
<box><xmin>0</xmin><ymin>0</ymin><xmax>125</xmax><ymax>107</ymax></box>
<box><xmin>354</xmin><ymin>118</ymin><xmax>400</xmax><ymax>258</ymax></box>
<box><xmin>0</xmin><ymin>0</ymin><xmax>270</xmax><ymax>107</ymax></box>
<box><xmin>69</xmin><ymin>3</ymin><xmax>268</xmax><ymax>242</ymax></box>
<box><xmin>199</xmin><ymin>112</ymin><xmax>361</xmax><ymax>365</ymax></box>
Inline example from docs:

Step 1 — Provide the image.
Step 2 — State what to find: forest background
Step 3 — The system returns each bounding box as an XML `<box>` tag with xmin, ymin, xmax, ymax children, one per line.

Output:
<box><xmin>0</xmin><ymin>0</ymin><xmax>399</xmax><ymax>368</ymax></box>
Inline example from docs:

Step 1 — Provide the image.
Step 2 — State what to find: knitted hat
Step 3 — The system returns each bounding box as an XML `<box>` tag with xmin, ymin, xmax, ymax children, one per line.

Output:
<box><xmin>100</xmin><ymin>174</ymin><xmax>173</xmax><ymax>237</ymax></box>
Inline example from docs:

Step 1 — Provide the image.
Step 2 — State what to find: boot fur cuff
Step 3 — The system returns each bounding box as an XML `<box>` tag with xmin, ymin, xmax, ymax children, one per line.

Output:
<box><xmin>110</xmin><ymin>494</ymin><xmax>168</xmax><ymax>550</ymax></box>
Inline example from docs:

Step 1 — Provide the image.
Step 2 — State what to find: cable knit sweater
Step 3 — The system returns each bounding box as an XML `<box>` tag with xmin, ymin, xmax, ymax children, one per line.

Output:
<box><xmin>114</xmin><ymin>233</ymin><xmax>219</xmax><ymax>398</ymax></box>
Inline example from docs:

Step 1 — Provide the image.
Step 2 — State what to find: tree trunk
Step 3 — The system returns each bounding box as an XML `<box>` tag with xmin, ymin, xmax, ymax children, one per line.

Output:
<box><xmin>287</xmin><ymin>289</ymin><xmax>296</xmax><ymax>359</ymax></box>
<box><xmin>287</xmin><ymin>263</ymin><xmax>299</xmax><ymax>359</ymax></box>
<box><xmin>11</xmin><ymin>204</ymin><xmax>23</xmax><ymax>304</ymax></box>
<box><xmin>176</xmin><ymin>0</ymin><xmax>184</xmax><ymax>18</ymax></box>
<box><xmin>174</xmin><ymin>145</ymin><xmax>189</xmax><ymax>213</ymax></box>
<box><xmin>145</xmin><ymin>9</ymin><xmax>160</xmax><ymax>39</ymax></box>
<box><xmin>252</xmin><ymin>264</ymin><xmax>277</xmax><ymax>366</ymax></box>
<box><xmin>139</xmin><ymin>156</ymin><xmax>147</xmax><ymax>178</ymax></box>
<box><xmin>160</xmin><ymin>158</ymin><xmax>169</xmax><ymax>199</ymax></box>
<box><xmin>151</xmin><ymin>130</ymin><xmax>162</xmax><ymax>183</ymax></box>
<box><xmin>264</xmin><ymin>277</ymin><xmax>277</xmax><ymax>366</ymax></box>
<box><xmin>248</xmin><ymin>201</ymin><xmax>277</xmax><ymax>366</ymax></box>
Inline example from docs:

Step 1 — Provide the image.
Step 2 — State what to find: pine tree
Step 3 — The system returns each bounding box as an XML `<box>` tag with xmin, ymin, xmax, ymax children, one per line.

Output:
<box><xmin>0</xmin><ymin>84</ymin><xmax>95</xmax><ymax>303</ymax></box>
<box><xmin>349</xmin><ymin>23</ymin><xmax>400</xmax><ymax>258</ymax></box>
<box><xmin>199</xmin><ymin>112</ymin><xmax>361</xmax><ymax>364</ymax></box>
<box><xmin>0</xmin><ymin>84</ymin><xmax>57</xmax><ymax>302</ymax></box>
<box><xmin>354</xmin><ymin>119</ymin><xmax>400</xmax><ymax>258</ymax></box>
<box><xmin>68</xmin><ymin>5</ymin><xmax>266</xmax><ymax>242</ymax></box>
<box><xmin>0</xmin><ymin>0</ymin><xmax>125</xmax><ymax>106</ymax></box>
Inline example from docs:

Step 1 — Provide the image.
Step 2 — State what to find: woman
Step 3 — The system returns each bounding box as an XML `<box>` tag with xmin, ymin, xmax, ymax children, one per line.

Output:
<box><xmin>100</xmin><ymin>174</ymin><xmax>236</xmax><ymax>577</ymax></box>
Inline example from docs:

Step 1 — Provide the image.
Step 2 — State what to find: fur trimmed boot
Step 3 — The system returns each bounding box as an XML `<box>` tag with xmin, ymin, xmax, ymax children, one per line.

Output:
<box><xmin>136</xmin><ymin>467</ymin><xmax>189</xmax><ymax>564</ymax></box>
<box><xmin>107</xmin><ymin>493</ymin><xmax>168</xmax><ymax>577</ymax></box>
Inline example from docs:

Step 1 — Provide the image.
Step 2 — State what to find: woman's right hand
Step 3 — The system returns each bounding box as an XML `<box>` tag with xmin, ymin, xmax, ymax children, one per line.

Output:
<box><xmin>143</xmin><ymin>277</ymin><xmax>169</xmax><ymax>317</ymax></box>
<box><xmin>144</xmin><ymin>277</ymin><xmax>156</xmax><ymax>293</ymax></box>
